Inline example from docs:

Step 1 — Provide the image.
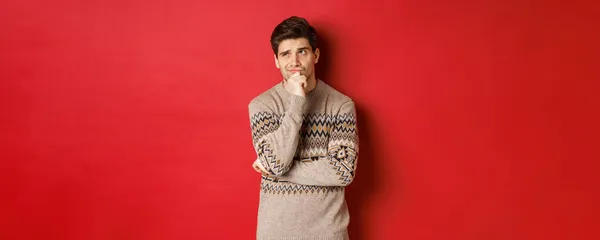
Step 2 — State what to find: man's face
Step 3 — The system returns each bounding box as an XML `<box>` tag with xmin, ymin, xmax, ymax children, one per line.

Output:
<box><xmin>274</xmin><ymin>38</ymin><xmax>320</xmax><ymax>80</ymax></box>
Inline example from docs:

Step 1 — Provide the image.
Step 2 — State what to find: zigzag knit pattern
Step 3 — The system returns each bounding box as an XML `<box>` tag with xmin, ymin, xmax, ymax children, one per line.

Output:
<box><xmin>261</xmin><ymin>175</ymin><xmax>343</xmax><ymax>194</ymax></box>
<box><xmin>251</xmin><ymin>111</ymin><xmax>291</xmax><ymax>175</ymax></box>
<box><xmin>250</xmin><ymin>112</ymin><xmax>282</xmax><ymax>141</ymax></box>
<box><xmin>327</xmin><ymin>113</ymin><xmax>359</xmax><ymax>185</ymax></box>
<box><xmin>251</xmin><ymin>111</ymin><xmax>358</xmax><ymax>194</ymax></box>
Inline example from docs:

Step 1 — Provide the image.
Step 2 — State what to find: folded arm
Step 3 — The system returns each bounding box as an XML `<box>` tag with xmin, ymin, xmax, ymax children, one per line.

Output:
<box><xmin>278</xmin><ymin>101</ymin><xmax>359</xmax><ymax>186</ymax></box>
<box><xmin>249</xmin><ymin>96</ymin><xmax>306</xmax><ymax>176</ymax></box>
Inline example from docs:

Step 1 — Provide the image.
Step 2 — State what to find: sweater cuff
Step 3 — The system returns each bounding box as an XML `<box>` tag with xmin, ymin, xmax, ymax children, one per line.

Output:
<box><xmin>287</xmin><ymin>95</ymin><xmax>307</xmax><ymax>114</ymax></box>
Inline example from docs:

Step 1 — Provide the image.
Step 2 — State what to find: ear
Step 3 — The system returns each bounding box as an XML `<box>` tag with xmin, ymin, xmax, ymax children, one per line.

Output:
<box><xmin>274</xmin><ymin>54</ymin><xmax>280</xmax><ymax>69</ymax></box>
<box><xmin>314</xmin><ymin>48</ymin><xmax>320</xmax><ymax>64</ymax></box>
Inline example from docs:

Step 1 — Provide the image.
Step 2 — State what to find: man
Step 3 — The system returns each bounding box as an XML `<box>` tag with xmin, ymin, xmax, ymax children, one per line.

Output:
<box><xmin>248</xmin><ymin>16</ymin><xmax>359</xmax><ymax>240</ymax></box>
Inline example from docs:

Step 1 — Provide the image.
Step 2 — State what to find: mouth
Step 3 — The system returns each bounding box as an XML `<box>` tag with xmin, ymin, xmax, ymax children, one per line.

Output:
<box><xmin>288</xmin><ymin>69</ymin><xmax>303</xmax><ymax>73</ymax></box>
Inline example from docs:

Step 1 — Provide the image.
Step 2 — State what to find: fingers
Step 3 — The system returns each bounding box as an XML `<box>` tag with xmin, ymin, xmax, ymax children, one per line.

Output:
<box><xmin>289</xmin><ymin>72</ymin><xmax>306</xmax><ymax>81</ymax></box>
<box><xmin>256</xmin><ymin>161</ymin><xmax>269</xmax><ymax>174</ymax></box>
<box><xmin>289</xmin><ymin>74</ymin><xmax>307</xmax><ymax>88</ymax></box>
<box><xmin>252</xmin><ymin>162</ymin><xmax>262</xmax><ymax>173</ymax></box>
<box><xmin>252</xmin><ymin>159</ymin><xmax>270</xmax><ymax>175</ymax></box>
<box><xmin>252</xmin><ymin>160</ymin><xmax>263</xmax><ymax>173</ymax></box>
<box><xmin>297</xmin><ymin>77</ymin><xmax>307</xmax><ymax>88</ymax></box>
<box><xmin>286</xmin><ymin>72</ymin><xmax>307</xmax><ymax>96</ymax></box>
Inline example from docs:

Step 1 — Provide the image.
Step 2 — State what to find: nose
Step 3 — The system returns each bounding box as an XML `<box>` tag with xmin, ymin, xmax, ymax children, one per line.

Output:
<box><xmin>290</xmin><ymin>53</ymin><xmax>300</xmax><ymax>65</ymax></box>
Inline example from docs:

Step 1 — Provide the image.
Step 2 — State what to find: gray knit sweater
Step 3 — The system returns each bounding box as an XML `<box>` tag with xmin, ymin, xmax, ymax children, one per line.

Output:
<box><xmin>249</xmin><ymin>80</ymin><xmax>359</xmax><ymax>240</ymax></box>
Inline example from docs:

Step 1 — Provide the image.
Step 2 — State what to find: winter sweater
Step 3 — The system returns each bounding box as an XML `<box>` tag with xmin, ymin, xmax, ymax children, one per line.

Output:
<box><xmin>249</xmin><ymin>79</ymin><xmax>359</xmax><ymax>240</ymax></box>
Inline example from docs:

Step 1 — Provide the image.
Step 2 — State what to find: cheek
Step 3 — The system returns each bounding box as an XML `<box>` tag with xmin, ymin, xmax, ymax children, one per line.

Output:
<box><xmin>304</xmin><ymin>56</ymin><xmax>316</xmax><ymax>65</ymax></box>
<box><xmin>277</xmin><ymin>60</ymin><xmax>285</xmax><ymax>68</ymax></box>
<box><xmin>302</xmin><ymin>60</ymin><xmax>314</xmax><ymax>68</ymax></box>
<box><xmin>279</xmin><ymin>60</ymin><xmax>288</xmax><ymax>67</ymax></box>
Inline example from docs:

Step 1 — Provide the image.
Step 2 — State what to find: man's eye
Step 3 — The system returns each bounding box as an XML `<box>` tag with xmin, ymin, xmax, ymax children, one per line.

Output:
<box><xmin>299</xmin><ymin>50</ymin><xmax>306</xmax><ymax>54</ymax></box>
<box><xmin>280</xmin><ymin>53</ymin><xmax>288</xmax><ymax>57</ymax></box>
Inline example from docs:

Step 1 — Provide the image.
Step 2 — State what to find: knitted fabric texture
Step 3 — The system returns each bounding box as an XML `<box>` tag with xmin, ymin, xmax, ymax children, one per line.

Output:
<box><xmin>249</xmin><ymin>80</ymin><xmax>359</xmax><ymax>240</ymax></box>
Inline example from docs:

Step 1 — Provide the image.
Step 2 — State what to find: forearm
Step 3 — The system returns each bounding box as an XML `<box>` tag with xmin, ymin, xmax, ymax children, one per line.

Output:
<box><xmin>254</xmin><ymin>114</ymin><xmax>302</xmax><ymax>176</ymax></box>
<box><xmin>250</xmin><ymin>96</ymin><xmax>306</xmax><ymax>176</ymax></box>
<box><xmin>279</xmin><ymin>100</ymin><xmax>359</xmax><ymax>186</ymax></box>
<box><xmin>278</xmin><ymin>153</ymin><xmax>357</xmax><ymax>186</ymax></box>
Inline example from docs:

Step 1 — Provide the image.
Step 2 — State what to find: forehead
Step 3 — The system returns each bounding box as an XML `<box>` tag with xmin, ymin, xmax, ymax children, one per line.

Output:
<box><xmin>277</xmin><ymin>38</ymin><xmax>312</xmax><ymax>52</ymax></box>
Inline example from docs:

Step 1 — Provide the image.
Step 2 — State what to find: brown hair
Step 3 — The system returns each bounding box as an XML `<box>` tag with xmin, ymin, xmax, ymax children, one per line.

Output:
<box><xmin>270</xmin><ymin>16</ymin><xmax>318</xmax><ymax>56</ymax></box>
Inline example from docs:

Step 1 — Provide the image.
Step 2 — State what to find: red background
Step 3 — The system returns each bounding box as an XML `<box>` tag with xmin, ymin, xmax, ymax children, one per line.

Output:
<box><xmin>1</xmin><ymin>0</ymin><xmax>598</xmax><ymax>239</ymax></box>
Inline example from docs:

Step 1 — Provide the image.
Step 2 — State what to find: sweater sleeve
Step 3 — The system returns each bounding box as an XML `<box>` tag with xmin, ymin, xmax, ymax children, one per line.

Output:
<box><xmin>249</xmin><ymin>95</ymin><xmax>306</xmax><ymax>176</ymax></box>
<box><xmin>277</xmin><ymin>100</ymin><xmax>359</xmax><ymax>186</ymax></box>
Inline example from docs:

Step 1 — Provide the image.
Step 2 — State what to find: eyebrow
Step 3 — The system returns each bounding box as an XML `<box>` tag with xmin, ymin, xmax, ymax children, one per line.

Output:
<box><xmin>279</xmin><ymin>50</ymin><xmax>291</xmax><ymax>56</ymax></box>
<box><xmin>279</xmin><ymin>47</ymin><xmax>310</xmax><ymax>56</ymax></box>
